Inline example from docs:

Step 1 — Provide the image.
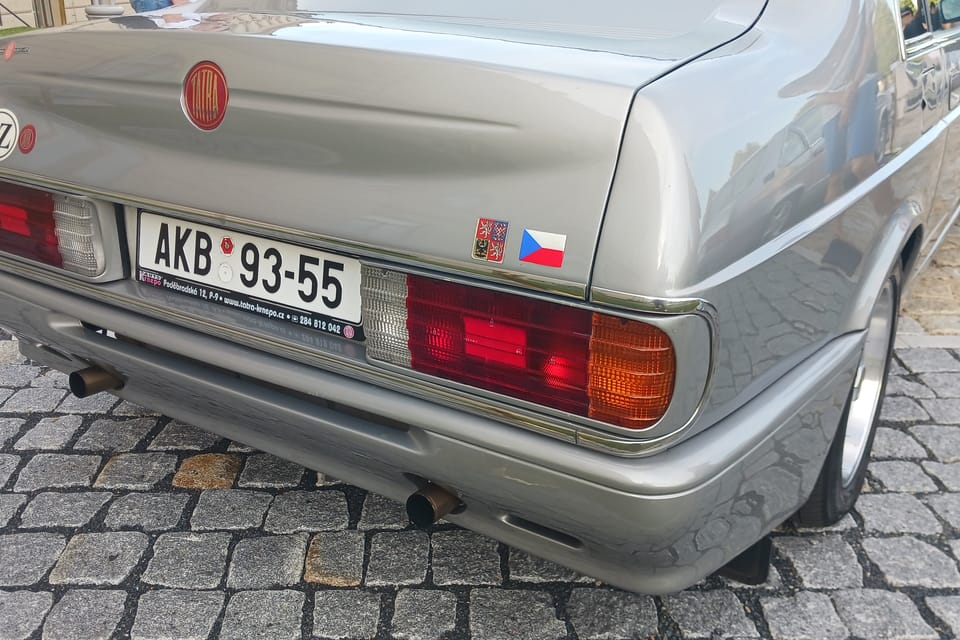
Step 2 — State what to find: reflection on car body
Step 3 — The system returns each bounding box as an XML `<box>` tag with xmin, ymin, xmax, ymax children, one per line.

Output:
<box><xmin>0</xmin><ymin>0</ymin><xmax>958</xmax><ymax>593</ymax></box>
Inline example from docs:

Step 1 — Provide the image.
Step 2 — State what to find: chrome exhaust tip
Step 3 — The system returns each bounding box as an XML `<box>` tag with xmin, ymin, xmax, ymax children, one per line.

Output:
<box><xmin>69</xmin><ymin>366</ymin><xmax>123</xmax><ymax>398</ymax></box>
<box><xmin>406</xmin><ymin>484</ymin><xmax>461</xmax><ymax>528</ymax></box>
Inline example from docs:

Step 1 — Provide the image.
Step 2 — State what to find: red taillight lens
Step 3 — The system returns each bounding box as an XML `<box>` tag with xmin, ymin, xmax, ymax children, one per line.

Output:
<box><xmin>363</xmin><ymin>268</ymin><xmax>676</xmax><ymax>430</ymax></box>
<box><xmin>0</xmin><ymin>182</ymin><xmax>61</xmax><ymax>267</ymax></box>
<box><xmin>407</xmin><ymin>276</ymin><xmax>593</xmax><ymax>415</ymax></box>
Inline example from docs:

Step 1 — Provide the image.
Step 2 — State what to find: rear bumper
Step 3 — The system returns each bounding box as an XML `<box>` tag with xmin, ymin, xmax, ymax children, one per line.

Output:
<box><xmin>0</xmin><ymin>272</ymin><xmax>861</xmax><ymax>594</ymax></box>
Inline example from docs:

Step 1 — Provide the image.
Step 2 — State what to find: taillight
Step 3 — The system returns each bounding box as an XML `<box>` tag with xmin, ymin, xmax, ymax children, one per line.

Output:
<box><xmin>0</xmin><ymin>181</ymin><xmax>105</xmax><ymax>277</ymax></box>
<box><xmin>362</xmin><ymin>267</ymin><xmax>676</xmax><ymax>430</ymax></box>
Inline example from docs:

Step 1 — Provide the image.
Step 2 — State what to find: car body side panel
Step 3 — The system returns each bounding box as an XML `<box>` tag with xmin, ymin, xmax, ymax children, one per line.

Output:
<box><xmin>592</xmin><ymin>0</ymin><xmax>950</xmax><ymax>434</ymax></box>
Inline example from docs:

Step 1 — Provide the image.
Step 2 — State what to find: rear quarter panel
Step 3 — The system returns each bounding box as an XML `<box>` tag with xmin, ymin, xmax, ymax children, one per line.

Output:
<box><xmin>592</xmin><ymin>0</ymin><xmax>944</xmax><ymax>433</ymax></box>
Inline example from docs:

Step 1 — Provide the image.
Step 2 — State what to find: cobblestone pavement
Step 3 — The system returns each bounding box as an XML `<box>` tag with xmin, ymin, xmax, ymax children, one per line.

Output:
<box><xmin>2</xmin><ymin>334</ymin><xmax>960</xmax><ymax>639</ymax></box>
<box><xmin>903</xmin><ymin>222</ymin><xmax>960</xmax><ymax>342</ymax></box>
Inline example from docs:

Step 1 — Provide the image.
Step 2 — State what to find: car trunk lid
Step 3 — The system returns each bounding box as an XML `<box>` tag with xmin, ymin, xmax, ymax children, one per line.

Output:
<box><xmin>0</xmin><ymin>1</ymin><xmax>763</xmax><ymax>297</ymax></box>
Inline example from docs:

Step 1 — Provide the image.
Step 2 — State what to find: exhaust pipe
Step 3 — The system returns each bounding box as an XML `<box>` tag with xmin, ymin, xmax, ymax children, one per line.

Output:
<box><xmin>69</xmin><ymin>366</ymin><xmax>124</xmax><ymax>398</ymax></box>
<box><xmin>406</xmin><ymin>484</ymin><xmax>461</xmax><ymax>528</ymax></box>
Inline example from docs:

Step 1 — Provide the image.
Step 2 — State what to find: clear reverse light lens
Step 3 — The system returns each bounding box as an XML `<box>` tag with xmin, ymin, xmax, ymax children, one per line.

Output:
<box><xmin>53</xmin><ymin>195</ymin><xmax>104</xmax><ymax>277</ymax></box>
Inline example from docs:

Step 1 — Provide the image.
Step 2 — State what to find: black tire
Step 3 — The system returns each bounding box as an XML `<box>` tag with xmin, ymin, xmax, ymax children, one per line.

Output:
<box><xmin>795</xmin><ymin>263</ymin><xmax>901</xmax><ymax>527</ymax></box>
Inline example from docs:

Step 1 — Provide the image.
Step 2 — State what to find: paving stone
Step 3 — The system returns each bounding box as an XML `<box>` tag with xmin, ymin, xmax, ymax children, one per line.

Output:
<box><xmin>0</xmin><ymin>364</ymin><xmax>40</xmax><ymax>387</ymax></box>
<box><xmin>112</xmin><ymin>401</ymin><xmax>160</xmax><ymax>418</ymax></box>
<box><xmin>926</xmin><ymin>596</ymin><xmax>960</xmax><ymax>638</ymax></box>
<box><xmin>833</xmin><ymin>589</ymin><xmax>937</xmax><ymax>640</ymax></box>
<box><xmin>48</xmin><ymin>531</ymin><xmax>149</xmax><ymax>585</ymax></box>
<box><xmin>220</xmin><ymin>590</ymin><xmax>305</xmax><ymax>640</ymax></box>
<box><xmin>13</xmin><ymin>415</ymin><xmax>82</xmax><ymax>450</ymax></box>
<box><xmin>148</xmin><ymin>421</ymin><xmax>221</xmax><ymax>451</ymax></box>
<box><xmin>872</xmin><ymin>427</ymin><xmax>928</xmax><ymax>459</ymax></box>
<box><xmin>12</xmin><ymin>453</ymin><xmax>102</xmax><ymax>492</ymax></box>
<box><xmin>566</xmin><ymin>588</ymin><xmax>657</xmax><ymax>640</ymax></box>
<box><xmin>358</xmin><ymin>492</ymin><xmax>408</xmax><ymax>530</ymax></box>
<box><xmin>431</xmin><ymin>530</ymin><xmax>501</xmax><ymax>585</ymax></box>
<box><xmin>315</xmin><ymin>473</ymin><xmax>342</xmax><ymax>486</ymax></box>
<box><xmin>56</xmin><ymin>392</ymin><xmax>118</xmax><ymax>414</ymax></box>
<box><xmin>30</xmin><ymin>370</ymin><xmax>69</xmax><ymax>389</ymax></box>
<box><xmin>920</xmin><ymin>372</ymin><xmax>960</xmax><ymax>397</ymax></box>
<box><xmin>172</xmin><ymin>453</ymin><xmax>241</xmax><ymax>489</ymax></box>
<box><xmin>74</xmin><ymin>418</ymin><xmax>155</xmax><ymax>452</ymax></box>
<box><xmin>0</xmin><ymin>388</ymin><xmax>66</xmax><ymax>413</ymax></box>
<box><xmin>0</xmin><ymin>533</ymin><xmax>65</xmax><ymax>586</ymax></box>
<box><xmin>886</xmin><ymin>376</ymin><xmax>936</xmax><ymax>399</ymax></box>
<box><xmin>0</xmin><ymin>494</ymin><xmax>25</xmax><ymax>527</ymax></box>
<box><xmin>868</xmin><ymin>460</ymin><xmax>938</xmax><ymax>492</ymax></box>
<box><xmin>760</xmin><ymin>591</ymin><xmax>847</xmax><ymax>640</ymax></box>
<box><xmin>19</xmin><ymin>491</ymin><xmax>111</xmax><ymax>528</ymax></box>
<box><xmin>921</xmin><ymin>399</ymin><xmax>960</xmax><ymax>424</ymax></box>
<box><xmin>191</xmin><ymin>489</ymin><xmax>273</xmax><ymax>530</ymax></box>
<box><xmin>304</xmin><ymin>531</ymin><xmax>364</xmax><ymax>586</ymax></box>
<box><xmin>911</xmin><ymin>425</ymin><xmax>960</xmax><ymax>462</ymax></box>
<box><xmin>744</xmin><ymin>566</ymin><xmax>795</xmax><ymax>593</ymax></box>
<box><xmin>313</xmin><ymin>590</ymin><xmax>380</xmax><ymax>640</ymax></box>
<box><xmin>0</xmin><ymin>454</ymin><xmax>17</xmax><ymax>488</ymax></box>
<box><xmin>863</xmin><ymin>536</ymin><xmax>960</xmax><ymax>587</ymax></box>
<box><xmin>226</xmin><ymin>533</ymin><xmax>307</xmax><ymax>589</ymax></box>
<box><xmin>856</xmin><ymin>494</ymin><xmax>942</xmax><ymax>534</ymax></box>
<box><xmin>899</xmin><ymin>348</ymin><xmax>960</xmax><ymax>373</ymax></box>
<box><xmin>0</xmin><ymin>390</ymin><xmax>13</xmax><ymax>406</ymax></box>
<box><xmin>238</xmin><ymin>454</ymin><xmax>304</xmax><ymax>488</ymax></box>
<box><xmin>0</xmin><ymin>341</ymin><xmax>25</xmax><ymax>364</ymax></box>
<box><xmin>508</xmin><ymin>550</ymin><xmax>592</xmax><ymax>583</ymax></box>
<box><xmin>93</xmin><ymin>453</ymin><xmax>177</xmax><ymax>490</ymax></box>
<box><xmin>927</xmin><ymin>492</ymin><xmax>960</xmax><ymax>528</ymax></box>
<box><xmin>104</xmin><ymin>492</ymin><xmax>190</xmax><ymax>531</ymax></box>
<box><xmin>0</xmin><ymin>418</ymin><xmax>22</xmax><ymax>448</ymax></box>
<box><xmin>42</xmin><ymin>589</ymin><xmax>126</xmax><ymax>640</ymax></box>
<box><xmin>390</xmin><ymin>589</ymin><xmax>457</xmax><ymax>640</ymax></box>
<box><xmin>922</xmin><ymin>461</ymin><xmax>960</xmax><ymax>490</ymax></box>
<box><xmin>0</xmin><ymin>590</ymin><xmax>52</xmax><ymax>640</ymax></box>
<box><xmin>227</xmin><ymin>441</ymin><xmax>258</xmax><ymax>453</ymax></box>
<box><xmin>365</xmin><ymin>531</ymin><xmax>429</xmax><ymax>587</ymax></box>
<box><xmin>661</xmin><ymin>590</ymin><xmax>759</xmax><ymax>639</ymax></box>
<box><xmin>776</xmin><ymin>535</ymin><xmax>862</xmax><ymax>589</ymax></box>
<box><xmin>142</xmin><ymin>532</ymin><xmax>231</xmax><ymax>589</ymax></box>
<box><xmin>880</xmin><ymin>397</ymin><xmax>930</xmax><ymax>422</ymax></box>
<box><xmin>469</xmin><ymin>589</ymin><xmax>566</xmax><ymax>640</ymax></box>
<box><xmin>263</xmin><ymin>490</ymin><xmax>349</xmax><ymax>533</ymax></box>
<box><xmin>130</xmin><ymin>590</ymin><xmax>223</xmax><ymax>640</ymax></box>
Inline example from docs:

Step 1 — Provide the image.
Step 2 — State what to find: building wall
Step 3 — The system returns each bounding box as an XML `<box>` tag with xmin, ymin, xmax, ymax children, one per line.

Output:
<box><xmin>0</xmin><ymin>0</ymin><xmax>38</xmax><ymax>28</ymax></box>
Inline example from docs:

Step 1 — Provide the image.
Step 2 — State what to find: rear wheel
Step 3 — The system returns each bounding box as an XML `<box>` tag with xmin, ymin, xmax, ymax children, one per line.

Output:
<box><xmin>795</xmin><ymin>264</ymin><xmax>900</xmax><ymax>526</ymax></box>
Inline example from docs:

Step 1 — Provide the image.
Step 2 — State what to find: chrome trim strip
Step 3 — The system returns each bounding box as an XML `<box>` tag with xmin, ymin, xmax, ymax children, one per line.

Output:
<box><xmin>0</xmin><ymin>168</ymin><xmax>587</xmax><ymax>300</ymax></box>
<box><xmin>590</xmin><ymin>286</ymin><xmax>711</xmax><ymax>316</ymax></box>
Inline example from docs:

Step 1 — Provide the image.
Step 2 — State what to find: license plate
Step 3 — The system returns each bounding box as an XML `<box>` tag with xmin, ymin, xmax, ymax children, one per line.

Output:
<box><xmin>136</xmin><ymin>211</ymin><xmax>363</xmax><ymax>340</ymax></box>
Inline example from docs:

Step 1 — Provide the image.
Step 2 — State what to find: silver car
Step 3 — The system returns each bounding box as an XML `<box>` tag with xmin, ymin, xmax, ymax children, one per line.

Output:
<box><xmin>0</xmin><ymin>0</ymin><xmax>956</xmax><ymax>594</ymax></box>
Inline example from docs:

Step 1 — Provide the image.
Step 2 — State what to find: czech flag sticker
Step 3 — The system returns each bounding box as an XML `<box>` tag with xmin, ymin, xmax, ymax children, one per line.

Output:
<box><xmin>519</xmin><ymin>229</ymin><xmax>566</xmax><ymax>268</ymax></box>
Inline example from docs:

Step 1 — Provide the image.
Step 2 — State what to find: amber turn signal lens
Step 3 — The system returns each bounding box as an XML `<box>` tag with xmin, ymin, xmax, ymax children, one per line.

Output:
<box><xmin>588</xmin><ymin>315</ymin><xmax>676</xmax><ymax>429</ymax></box>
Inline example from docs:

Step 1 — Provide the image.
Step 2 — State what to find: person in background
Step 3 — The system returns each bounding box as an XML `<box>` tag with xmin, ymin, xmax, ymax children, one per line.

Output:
<box><xmin>902</xmin><ymin>4</ymin><xmax>927</xmax><ymax>37</ymax></box>
<box><xmin>930</xmin><ymin>1</ymin><xmax>944</xmax><ymax>30</ymax></box>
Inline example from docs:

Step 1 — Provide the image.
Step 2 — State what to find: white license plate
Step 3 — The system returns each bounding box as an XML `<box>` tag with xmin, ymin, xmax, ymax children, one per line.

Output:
<box><xmin>136</xmin><ymin>212</ymin><xmax>363</xmax><ymax>339</ymax></box>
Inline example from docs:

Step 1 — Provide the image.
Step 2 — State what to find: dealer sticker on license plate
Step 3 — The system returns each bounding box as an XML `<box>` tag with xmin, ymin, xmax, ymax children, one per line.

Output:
<box><xmin>136</xmin><ymin>211</ymin><xmax>363</xmax><ymax>340</ymax></box>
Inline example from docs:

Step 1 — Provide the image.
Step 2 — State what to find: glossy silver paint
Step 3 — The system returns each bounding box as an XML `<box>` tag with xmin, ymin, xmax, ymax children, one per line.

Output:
<box><xmin>0</xmin><ymin>0</ymin><xmax>956</xmax><ymax>593</ymax></box>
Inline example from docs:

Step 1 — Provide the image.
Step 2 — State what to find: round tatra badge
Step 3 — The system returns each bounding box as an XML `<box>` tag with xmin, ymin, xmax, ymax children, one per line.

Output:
<box><xmin>182</xmin><ymin>61</ymin><xmax>228</xmax><ymax>131</ymax></box>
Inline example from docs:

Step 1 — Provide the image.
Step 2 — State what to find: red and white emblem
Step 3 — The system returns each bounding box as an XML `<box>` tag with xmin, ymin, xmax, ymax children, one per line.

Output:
<box><xmin>182</xmin><ymin>61</ymin><xmax>229</xmax><ymax>131</ymax></box>
<box><xmin>18</xmin><ymin>125</ymin><xmax>36</xmax><ymax>154</ymax></box>
<box><xmin>220</xmin><ymin>236</ymin><xmax>234</xmax><ymax>255</ymax></box>
<box><xmin>3</xmin><ymin>42</ymin><xmax>14</xmax><ymax>61</ymax></box>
